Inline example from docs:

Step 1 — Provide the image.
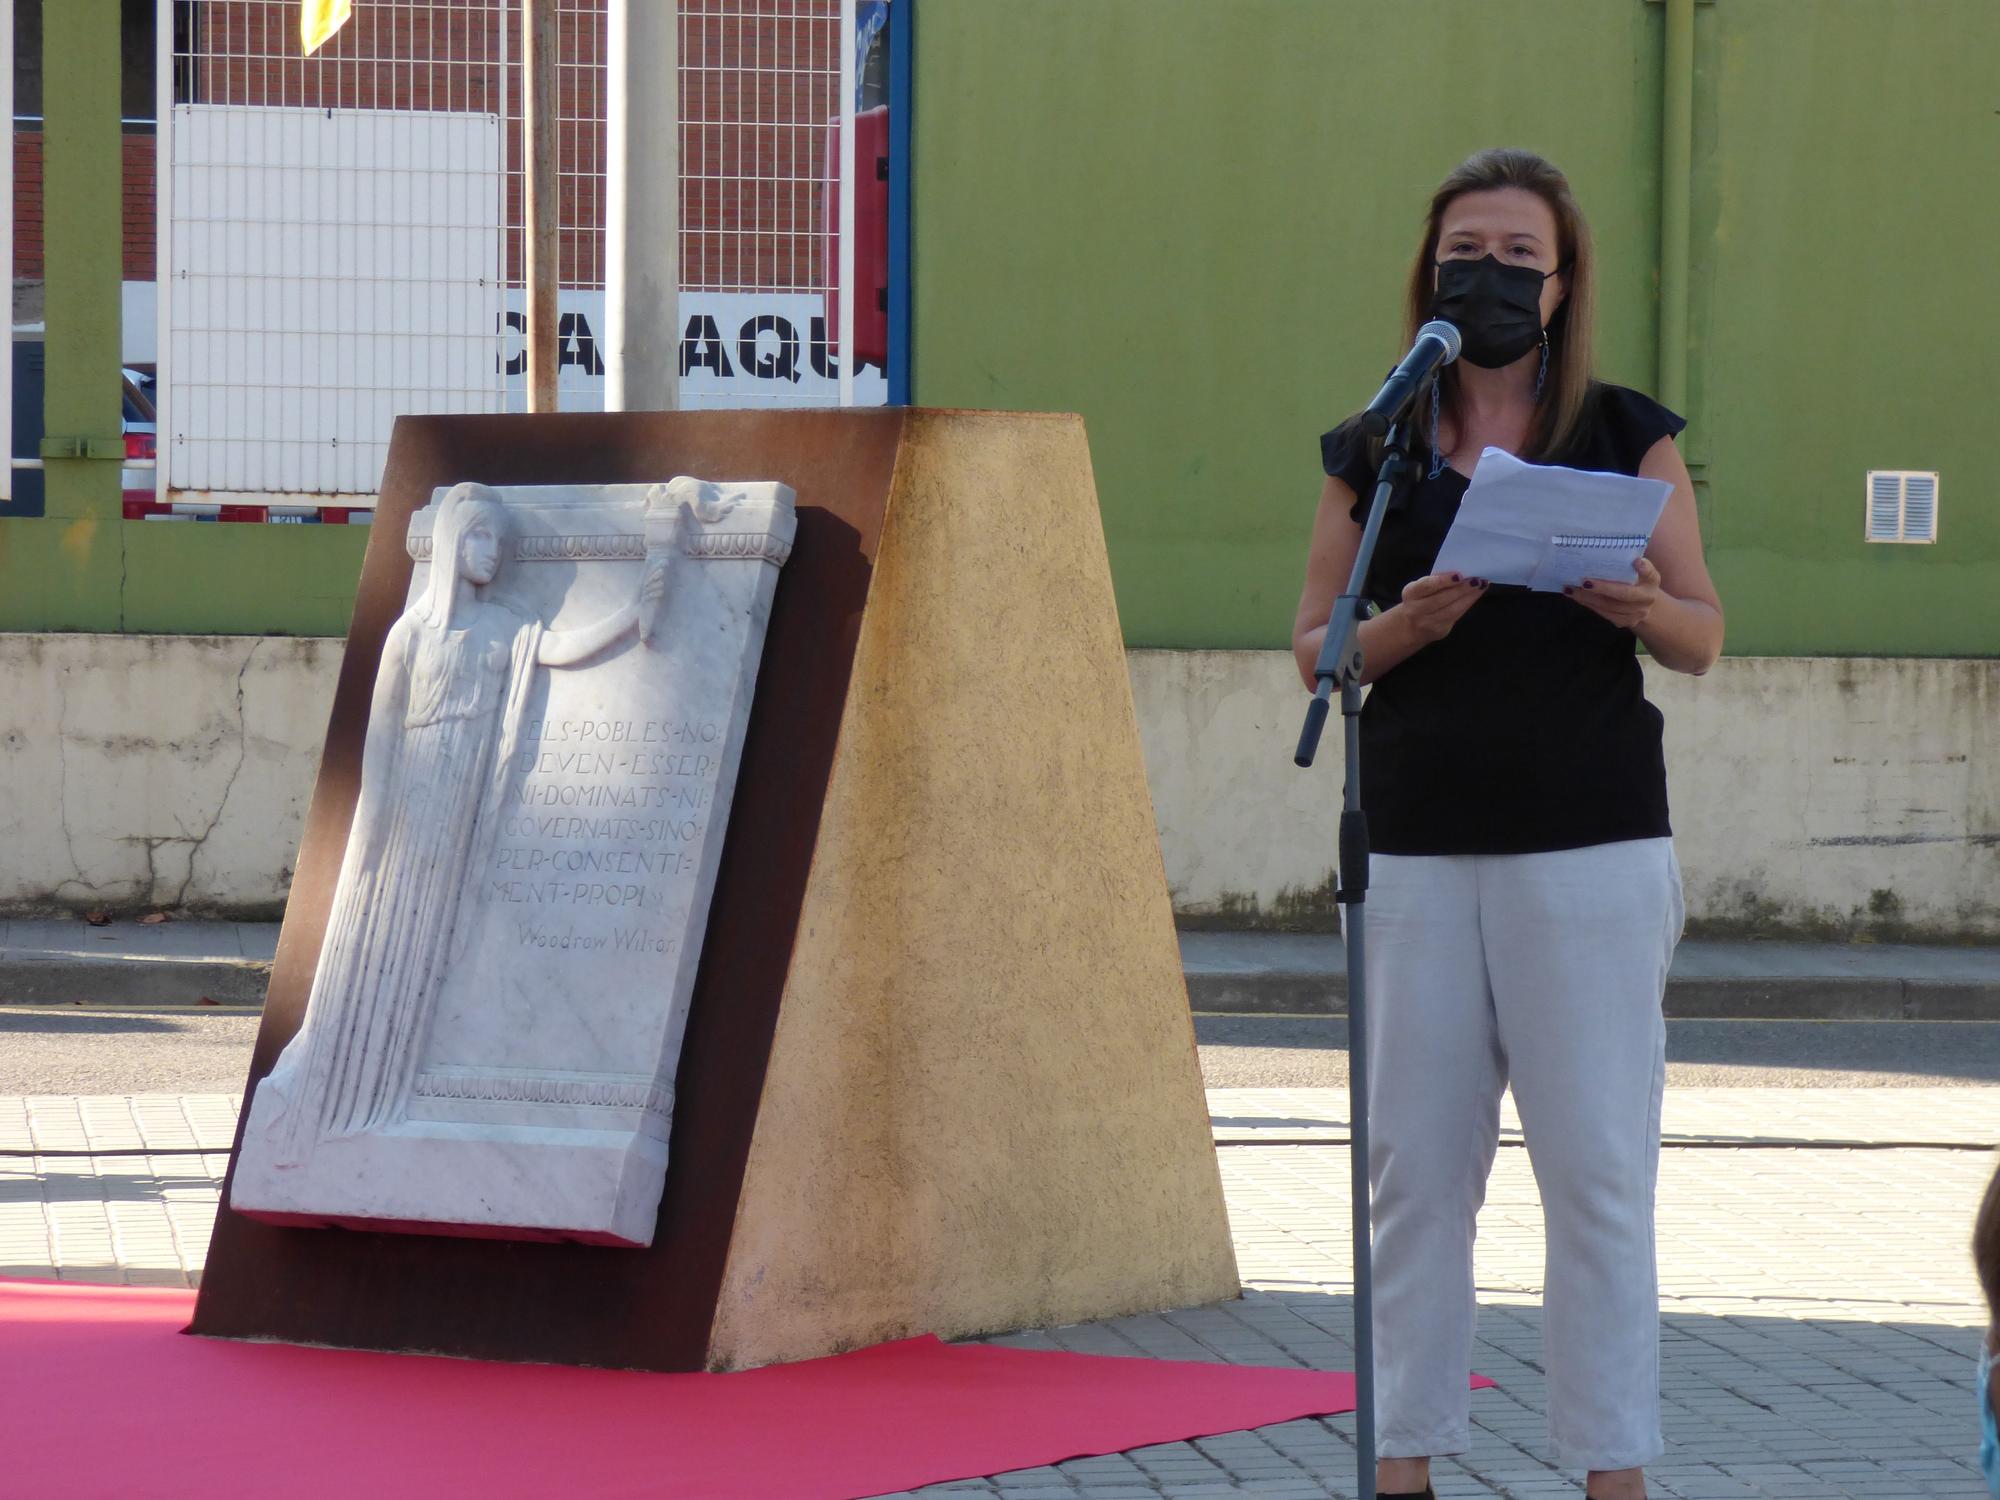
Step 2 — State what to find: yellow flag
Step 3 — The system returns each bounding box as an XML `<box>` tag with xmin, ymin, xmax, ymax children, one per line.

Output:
<box><xmin>301</xmin><ymin>0</ymin><xmax>354</xmax><ymax>56</ymax></box>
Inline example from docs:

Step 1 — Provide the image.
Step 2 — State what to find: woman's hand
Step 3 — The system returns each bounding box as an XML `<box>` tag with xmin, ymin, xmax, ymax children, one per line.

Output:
<box><xmin>1397</xmin><ymin>572</ymin><xmax>1487</xmax><ymax>644</ymax></box>
<box><xmin>1565</xmin><ymin>557</ymin><xmax>1662</xmax><ymax>631</ymax></box>
<box><xmin>1295</xmin><ymin>478</ymin><xmax>1493</xmax><ymax>687</ymax></box>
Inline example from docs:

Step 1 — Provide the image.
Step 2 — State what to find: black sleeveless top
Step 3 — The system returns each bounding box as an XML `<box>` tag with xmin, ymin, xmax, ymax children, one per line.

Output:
<box><xmin>1318</xmin><ymin>382</ymin><xmax>1685</xmax><ymax>856</ymax></box>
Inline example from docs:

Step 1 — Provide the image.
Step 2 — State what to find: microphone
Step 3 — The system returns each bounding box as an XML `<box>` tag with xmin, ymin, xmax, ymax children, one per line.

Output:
<box><xmin>1358</xmin><ymin>320</ymin><xmax>1461</xmax><ymax>437</ymax></box>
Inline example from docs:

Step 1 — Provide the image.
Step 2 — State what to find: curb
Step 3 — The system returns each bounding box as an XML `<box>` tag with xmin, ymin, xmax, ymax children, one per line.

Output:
<box><xmin>6</xmin><ymin>956</ymin><xmax>1997</xmax><ymax>1023</ymax></box>
<box><xmin>0</xmin><ymin>956</ymin><xmax>272</xmax><ymax>1009</ymax></box>
<box><xmin>1185</xmin><ymin>972</ymin><xmax>2000</xmax><ymax>1022</ymax></box>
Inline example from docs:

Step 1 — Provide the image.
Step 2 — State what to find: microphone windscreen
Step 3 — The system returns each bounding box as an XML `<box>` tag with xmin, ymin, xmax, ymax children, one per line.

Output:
<box><xmin>1417</xmin><ymin>319</ymin><xmax>1462</xmax><ymax>363</ymax></box>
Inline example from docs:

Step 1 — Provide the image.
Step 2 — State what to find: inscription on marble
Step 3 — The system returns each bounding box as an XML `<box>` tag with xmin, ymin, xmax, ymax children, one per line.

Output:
<box><xmin>230</xmin><ymin>475</ymin><xmax>795</xmax><ymax>1246</ymax></box>
<box><xmin>490</xmin><ymin>714</ymin><xmax>722</xmax><ymax>916</ymax></box>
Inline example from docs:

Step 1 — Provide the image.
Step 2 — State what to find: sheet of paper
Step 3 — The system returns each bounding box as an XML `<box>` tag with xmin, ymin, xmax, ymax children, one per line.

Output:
<box><xmin>1433</xmin><ymin>447</ymin><xmax>1673</xmax><ymax>593</ymax></box>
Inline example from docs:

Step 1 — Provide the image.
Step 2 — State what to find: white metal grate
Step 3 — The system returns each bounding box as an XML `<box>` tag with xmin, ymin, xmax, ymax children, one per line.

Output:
<box><xmin>1864</xmin><ymin>470</ymin><xmax>1940</xmax><ymax>544</ymax></box>
<box><xmin>162</xmin><ymin>0</ymin><xmax>517</xmax><ymax>504</ymax></box>
<box><xmin>675</xmin><ymin>0</ymin><xmax>872</xmax><ymax>411</ymax></box>
<box><xmin>168</xmin><ymin>103</ymin><xmax>503</xmax><ymax>496</ymax></box>
<box><xmin>159</xmin><ymin>0</ymin><xmax>877</xmax><ymax>510</ymax></box>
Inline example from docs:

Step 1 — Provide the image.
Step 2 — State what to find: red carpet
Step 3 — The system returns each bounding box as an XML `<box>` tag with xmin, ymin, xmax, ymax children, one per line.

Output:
<box><xmin>1</xmin><ymin>1278</ymin><xmax>1494</xmax><ymax>1499</ymax></box>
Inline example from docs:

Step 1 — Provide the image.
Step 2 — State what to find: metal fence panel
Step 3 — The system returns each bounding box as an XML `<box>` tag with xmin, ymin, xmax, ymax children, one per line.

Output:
<box><xmin>162</xmin><ymin>0</ymin><xmax>878</xmax><ymax>507</ymax></box>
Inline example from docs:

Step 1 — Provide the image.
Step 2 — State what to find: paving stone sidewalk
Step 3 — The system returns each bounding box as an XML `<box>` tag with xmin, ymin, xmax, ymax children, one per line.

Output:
<box><xmin>3</xmin><ymin>1087</ymin><xmax>1995</xmax><ymax>1498</ymax></box>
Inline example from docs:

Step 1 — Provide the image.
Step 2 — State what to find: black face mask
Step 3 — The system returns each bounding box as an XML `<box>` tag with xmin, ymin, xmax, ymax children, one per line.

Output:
<box><xmin>1431</xmin><ymin>255</ymin><xmax>1552</xmax><ymax>369</ymax></box>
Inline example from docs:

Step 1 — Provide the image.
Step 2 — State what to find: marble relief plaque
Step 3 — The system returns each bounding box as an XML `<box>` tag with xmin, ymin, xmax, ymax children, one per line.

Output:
<box><xmin>231</xmin><ymin>476</ymin><xmax>795</xmax><ymax>1246</ymax></box>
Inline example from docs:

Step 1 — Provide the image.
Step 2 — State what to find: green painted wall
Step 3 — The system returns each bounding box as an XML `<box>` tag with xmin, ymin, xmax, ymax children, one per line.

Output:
<box><xmin>114</xmin><ymin>524</ymin><xmax>371</xmax><ymax>636</ymax></box>
<box><xmin>0</xmin><ymin>516</ymin><xmax>372</xmax><ymax>635</ymax></box>
<box><xmin>1692</xmin><ymin>0</ymin><xmax>2000</xmax><ymax>655</ymax></box>
<box><xmin>912</xmin><ymin>0</ymin><xmax>1999</xmax><ymax>656</ymax></box>
<box><xmin>19</xmin><ymin>0</ymin><xmax>1990</xmax><ymax>648</ymax></box>
<box><xmin>0</xmin><ymin>522</ymin><xmax>369</xmax><ymax>636</ymax></box>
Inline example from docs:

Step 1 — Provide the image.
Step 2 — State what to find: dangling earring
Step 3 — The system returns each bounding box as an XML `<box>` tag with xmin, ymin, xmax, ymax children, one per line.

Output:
<box><xmin>1534</xmin><ymin>329</ymin><xmax>1550</xmax><ymax>404</ymax></box>
<box><xmin>1427</xmin><ymin>372</ymin><xmax>1445</xmax><ymax>480</ymax></box>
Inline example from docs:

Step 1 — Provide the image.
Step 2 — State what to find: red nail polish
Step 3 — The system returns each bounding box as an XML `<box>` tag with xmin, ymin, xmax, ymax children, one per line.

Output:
<box><xmin>1583</xmin><ymin>581</ymin><xmax>1595</xmax><ymax>590</ymax></box>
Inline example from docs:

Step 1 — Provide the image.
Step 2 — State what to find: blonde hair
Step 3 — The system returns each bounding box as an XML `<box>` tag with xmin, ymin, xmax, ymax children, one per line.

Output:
<box><xmin>1403</xmin><ymin>147</ymin><xmax>1597</xmax><ymax>461</ymax></box>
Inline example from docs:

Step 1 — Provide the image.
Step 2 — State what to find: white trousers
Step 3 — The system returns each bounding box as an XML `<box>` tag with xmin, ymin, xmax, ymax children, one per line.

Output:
<box><xmin>1365</xmin><ymin>837</ymin><xmax>1684</xmax><ymax>1470</ymax></box>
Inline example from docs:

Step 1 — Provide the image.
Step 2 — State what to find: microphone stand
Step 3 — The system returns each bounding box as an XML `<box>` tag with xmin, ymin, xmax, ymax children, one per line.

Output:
<box><xmin>1294</xmin><ymin>412</ymin><xmax>1417</xmax><ymax>1499</ymax></box>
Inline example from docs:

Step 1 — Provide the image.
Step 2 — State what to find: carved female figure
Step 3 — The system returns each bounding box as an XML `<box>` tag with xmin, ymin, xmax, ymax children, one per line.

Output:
<box><xmin>259</xmin><ymin>482</ymin><xmax>663</xmax><ymax>1164</ymax></box>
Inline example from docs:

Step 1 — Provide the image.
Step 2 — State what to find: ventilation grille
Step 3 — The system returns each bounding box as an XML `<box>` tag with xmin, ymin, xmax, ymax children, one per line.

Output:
<box><xmin>1865</xmin><ymin>471</ymin><xmax>1939</xmax><ymax>544</ymax></box>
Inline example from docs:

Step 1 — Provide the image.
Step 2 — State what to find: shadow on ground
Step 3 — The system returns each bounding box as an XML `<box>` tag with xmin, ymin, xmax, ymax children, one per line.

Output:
<box><xmin>0</xmin><ymin>1012</ymin><xmax>199</xmax><ymax>1036</ymax></box>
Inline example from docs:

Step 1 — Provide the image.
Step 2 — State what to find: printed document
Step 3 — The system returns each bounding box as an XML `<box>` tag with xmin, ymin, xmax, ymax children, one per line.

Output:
<box><xmin>1433</xmin><ymin>447</ymin><xmax>1673</xmax><ymax>593</ymax></box>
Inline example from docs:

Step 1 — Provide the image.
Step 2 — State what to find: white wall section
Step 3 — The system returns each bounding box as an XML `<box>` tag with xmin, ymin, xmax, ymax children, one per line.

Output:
<box><xmin>3</xmin><ymin>641</ymin><xmax>1994</xmax><ymax>941</ymax></box>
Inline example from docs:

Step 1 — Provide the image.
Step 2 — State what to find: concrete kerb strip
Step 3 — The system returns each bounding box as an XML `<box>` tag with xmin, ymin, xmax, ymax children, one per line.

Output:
<box><xmin>0</xmin><ymin>954</ymin><xmax>271</xmax><ymax>1009</ymax></box>
<box><xmin>7</xmin><ymin>924</ymin><xmax>2000</xmax><ymax>1020</ymax></box>
<box><xmin>0</xmin><ymin>918</ymin><xmax>276</xmax><ymax>1008</ymax></box>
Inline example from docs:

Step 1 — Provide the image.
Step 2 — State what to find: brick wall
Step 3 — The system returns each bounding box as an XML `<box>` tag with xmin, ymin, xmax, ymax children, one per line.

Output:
<box><xmin>14</xmin><ymin>133</ymin><xmax>41</xmax><ymax>280</ymax></box>
<box><xmin>122</xmin><ymin>137</ymin><xmax>155</xmax><ymax>279</ymax></box>
<box><xmin>682</xmin><ymin>1</ymin><xmax>839</xmax><ymax>292</ymax></box>
<box><xmin>12</xmin><ymin>132</ymin><xmax>157</xmax><ymax>283</ymax></box>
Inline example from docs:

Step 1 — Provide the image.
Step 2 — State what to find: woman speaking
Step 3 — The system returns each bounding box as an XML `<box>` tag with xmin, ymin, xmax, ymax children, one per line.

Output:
<box><xmin>1292</xmin><ymin>148</ymin><xmax>1724</xmax><ymax>1500</ymax></box>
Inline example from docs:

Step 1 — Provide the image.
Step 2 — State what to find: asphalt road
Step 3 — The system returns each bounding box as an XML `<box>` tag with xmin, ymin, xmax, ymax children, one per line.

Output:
<box><xmin>5</xmin><ymin>1007</ymin><xmax>2000</xmax><ymax>1095</ymax></box>
<box><xmin>0</xmin><ymin>1008</ymin><xmax>265</xmax><ymax>1094</ymax></box>
<box><xmin>1193</xmin><ymin>1014</ymin><xmax>2000</xmax><ymax>1088</ymax></box>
